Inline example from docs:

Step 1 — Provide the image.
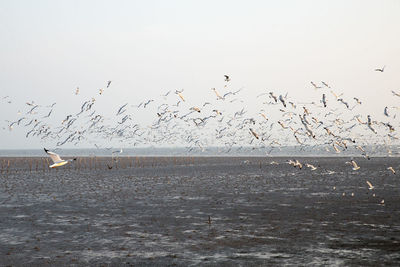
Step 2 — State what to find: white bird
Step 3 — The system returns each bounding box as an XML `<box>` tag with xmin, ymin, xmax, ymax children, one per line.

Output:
<box><xmin>351</xmin><ymin>160</ymin><xmax>360</xmax><ymax>170</ymax></box>
<box><xmin>44</xmin><ymin>148</ymin><xmax>76</xmax><ymax>168</ymax></box>
<box><xmin>333</xmin><ymin>144</ymin><xmax>341</xmax><ymax>153</ymax></box>
<box><xmin>212</xmin><ymin>88</ymin><xmax>224</xmax><ymax>100</ymax></box>
<box><xmin>391</xmin><ymin>90</ymin><xmax>400</xmax><ymax>97</ymax></box>
<box><xmin>387</xmin><ymin>166</ymin><xmax>396</xmax><ymax>174</ymax></box>
<box><xmin>295</xmin><ymin>160</ymin><xmax>303</xmax><ymax>169</ymax></box>
<box><xmin>249</xmin><ymin>128</ymin><xmax>259</xmax><ymax>139</ymax></box>
<box><xmin>306</xmin><ymin>163</ymin><xmax>317</xmax><ymax>171</ymax></box>
<box><xmin>191</xmin><ymin>107</ymin><xmax>201</xmax><ymax>113</ymax></box>
<box><xmin>178</xmin><ymin>92</ymin><xmax>185</xmax><ymax>102</ymax></box>
<box><xmin>346</xmin><ymin>159</ymin><xmax>360</xmax><ymax>170</ymax></box>
<box><xmin>366</xmin><ymin>181</ymin><xmax>374</xmax><ymax>190</ymax></box>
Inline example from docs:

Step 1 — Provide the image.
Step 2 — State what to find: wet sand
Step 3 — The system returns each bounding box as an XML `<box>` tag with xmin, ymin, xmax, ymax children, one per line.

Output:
<box><xmin>0</xmin><ymin>156</ymin><xmax>399</xmax><ymax>266</ymax></box>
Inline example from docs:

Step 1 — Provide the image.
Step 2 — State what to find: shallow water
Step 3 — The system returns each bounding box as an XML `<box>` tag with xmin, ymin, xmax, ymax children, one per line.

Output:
<box><xmin>0</xmin><ymin>156</ymin><xmax>399</xmax><ymax>266</ymax></box>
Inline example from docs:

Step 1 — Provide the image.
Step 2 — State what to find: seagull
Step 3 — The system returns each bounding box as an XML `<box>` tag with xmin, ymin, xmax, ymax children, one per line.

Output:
<box><xmin>306</xmin><ymin>163</ymin><xmax>317</xmax><ymax>171</ymax></box>
<box><xmin>374</xmin><ymin>65</ymin><xmax>385</xmax><ymax>72</ymax></box>
<box><xmin>387</xmin><ymin>166</ymin><xmax>396</xmax><ymax>174</ymax></box>
<box><xmin>391</xmin><ymin>90</ymin><xmax>400</xmax><ymax>97</ymax></box>
<box><xmin>350</xmin><ymin>160</ymin><xmax>360</xmax><ymax>170</ymax></box>
<box><xmin>337</xmin><ymin>98</ymin><xmax>349</xmax><ymax>109</ymax></box>
<box><xmin>177</xmin><ymin>92</ymin><xmax>185</xmax><ymax>102</ymax></box>
<box><xmin>295</xmin><ymin>160</ymin><xmax>303</xmax><ymax>169</ymax></box>
<box><xmin>384</xmin><ymin>106</ymin><xmax>390</xmax><ymax>117</ymax></box>
<box><xmin>191</xmin><ymin>107</ymin><xmax>201</xmax><ymax>113</ymax></box>
<box><xmin>311</xmin><ymin>81</ymin><xmax>322</xmax><ymax>90</ymax></box>
<box><xmin>249</xmin><ymin>128</ymin><xmax>259</xmax><ymax>139</ymax></box>
<box><xmin>143</xmin><ymin>99</ymin><xmax>154</xmax><ymax>108</ymax></box>
<box><xmin>366</xmin><ymin>181</ymin><xmax>374</xmax><ymax>190</ymax></box>
<box><xmin>345</xmin><ymin>159</ymin><xmax>359</xmax><ymax>170</ymax></box>
<box><xmin>224</xmin><ymin>75</ymin><xmax>230</xmax><ymax>82</ymax></box>
<box><xmin>116</xmin><ymin>103</ymin><xmax>128</xmax><ymax>115</ymax></box>
<box><xmin>269</xmin><ymin>92</ymin><xmax>278</xmax><ymax>102</ymax></box>
<box><xmin>260</xmin><ymin>113</ymin><xmax>268</xmax><ymax>120</ymax></box>
<box><xmin>44</xmin><ymin>148</ymin><xmax>76</xmax><ymax>168</ymax></box>
<box><xmin>321</xmin><ymin>81</ymin><xmax>331</xmax><ymax>88</ymax></box>
<box><xmin>303</xmin><ymin>106</ymin><xmax>310</xmax><ymax>115</ymax></box>
<box><xmin>107</xmin><ymin>80</ymin><xmax>112</xmax><ymax>88</ymax></box>
<box><xmin>321</xmin><ymin>94</ymin><xmax>327</xmax><ymax>107</ymax></box>
<box><xmin>212</xmin><ymin>88</ymin><xmax>224</xmax><ymax>100</ymax></box>
<box><xmin>279</xmin><ymin>95</ymin><xmax>286</xmax><ymax>107</ymax></box>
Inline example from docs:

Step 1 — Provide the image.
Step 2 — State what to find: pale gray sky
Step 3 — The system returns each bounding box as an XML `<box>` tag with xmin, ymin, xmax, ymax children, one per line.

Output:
<box><xmin>1</xmin><ymin>0</ymin><xmax>399</xmax><ymax>149</ymax></box>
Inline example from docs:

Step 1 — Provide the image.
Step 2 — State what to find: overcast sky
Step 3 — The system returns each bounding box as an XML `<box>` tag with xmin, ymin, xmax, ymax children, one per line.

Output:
<box><xmin>0</xmin><ymin>0</ymin><xmax>399</xmax><ymax>149</ymax></box>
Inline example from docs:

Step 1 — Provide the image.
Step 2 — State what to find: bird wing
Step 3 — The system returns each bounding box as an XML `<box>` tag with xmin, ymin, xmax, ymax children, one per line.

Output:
<box><xmin>44</xmin><ymin>148</ymin><xmax>62</xmax><ymax>163</ymax></box>
<box><xmin>351</xmin><ymin>161</ymin><xmax>358</xmax><ymax>168</ymax></box>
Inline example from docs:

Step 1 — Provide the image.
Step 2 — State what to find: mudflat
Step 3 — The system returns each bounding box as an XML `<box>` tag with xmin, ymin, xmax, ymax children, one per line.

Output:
<box><xmin>0</xmin><ymin>156</ymin><xmax>399</xmax><ymax>266</ymax></box>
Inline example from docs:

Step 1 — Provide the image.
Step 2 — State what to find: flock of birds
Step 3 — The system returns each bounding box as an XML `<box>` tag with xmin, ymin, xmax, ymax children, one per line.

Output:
<box><xmin>1</xmin><ymin>68</ymin><xmax>399</xmax><ymax>166</ymax></box>
<box><xmin>0</xmin><ymin>67</ymin><xmax>398</xmax><ymax>207</ymax></box>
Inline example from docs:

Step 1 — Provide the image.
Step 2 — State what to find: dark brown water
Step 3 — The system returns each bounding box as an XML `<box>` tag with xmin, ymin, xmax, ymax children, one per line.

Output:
<box><xmin>0</xmin><ymin>156</ymin><xmax>399</xmax><ymax>266</ymax></box>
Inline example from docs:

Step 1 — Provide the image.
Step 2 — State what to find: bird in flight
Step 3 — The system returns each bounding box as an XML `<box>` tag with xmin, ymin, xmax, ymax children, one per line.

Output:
<box><xmin>374</xmin><ymin>65</ymin><xmax>385</xmax><ymax>72</ymax></box>
<box><xmin>212</xmin><ymin>88</ymin><xmax>224</xmax><ymax>100</ymax></box>
<box><xmin>387</xmin><ymin>166</ymin><xmax>396</xmax><ymax>174</ymax></box>
<box><xmin>44</xmin><ymin>148</ymin><xmax>76</xmax><ymax>168</ymax></box>
<box><xmin>249</xmin><ymin>128</ymin><xmax>259</xmax><ymax>139</ymax></box>
<box><xmin>306</xmin><ymin>163</ymin><xmax>317</xmax><ymax>171</ymax></box>
<box><xmin>321</xmin><ymin>94</ymin><xmax>327</xmax><ymax>107</ymax></box>
<box><xmin>346</xmin><ymin>159</ymin><xmax>360</xmax><ymax>170</ymax></box>
<box><xmin>311</xmin><ymin>81</ymin><xmax>322</xmax><ymax>90</ymax></box>
<box><xmin>107</xmin><ymin>80</ymin><xmax>112</xmax><ymax>88</ymax></box>
<box><xmin>224</xmin><ymin>75</ymin><xmax>230</xmax><ymax>82</ymax></box>
<box><xmin>321</xmin><ymin>81</ymin><xmax>331</xmax><ymax>88</ymax></box>
<box><xmin>366</xmin><ymin>181</ymin><xmax>374</xmax><ymax>190</ymax></box>
<box><xmin>391</xmin><ymin>90</ymin><xmax>400</xmax><ymax>97</ymax></box>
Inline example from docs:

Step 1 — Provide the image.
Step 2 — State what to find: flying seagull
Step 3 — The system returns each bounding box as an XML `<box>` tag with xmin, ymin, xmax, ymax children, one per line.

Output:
<box><xmin>44</xmin><ymin>148</ymin><xmax>76</xmax><ymax>168</ymax></box>
<box><xmin>345</xmin><ymin>159</ymin><xmax>360</xmax><ymax>170</ymax></box>
<box><xmin>387</xmin><ymin>166</ymin><xmax>396</xmax><ymax>174</ymax></box>
<box><xmin>311</xmin><ymin>81</ymin><xmax>322</xmax><ymax>90</ymax></box>
<box><xmin>366</xmin><ymin>181</ymin><xmax>374</xmax><ymax>190</ymax></box>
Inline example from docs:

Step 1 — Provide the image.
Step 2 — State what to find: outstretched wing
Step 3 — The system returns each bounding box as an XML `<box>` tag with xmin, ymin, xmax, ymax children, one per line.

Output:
<box><xmin>44</xmin><ymin>148</ymin><xmax>62</xmax><ymax>163</ymax></box>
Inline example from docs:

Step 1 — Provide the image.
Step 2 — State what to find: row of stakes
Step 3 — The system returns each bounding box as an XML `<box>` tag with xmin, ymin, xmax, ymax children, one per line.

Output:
<box><xmin>0</xmin><ymin>157</ymin><xmax>208</xmax><ymax>174</ymax></box>
<box><xmin>0</xmin><ymin>157</ymin><xmax>266</xmax><ymax>174</ymax></box>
